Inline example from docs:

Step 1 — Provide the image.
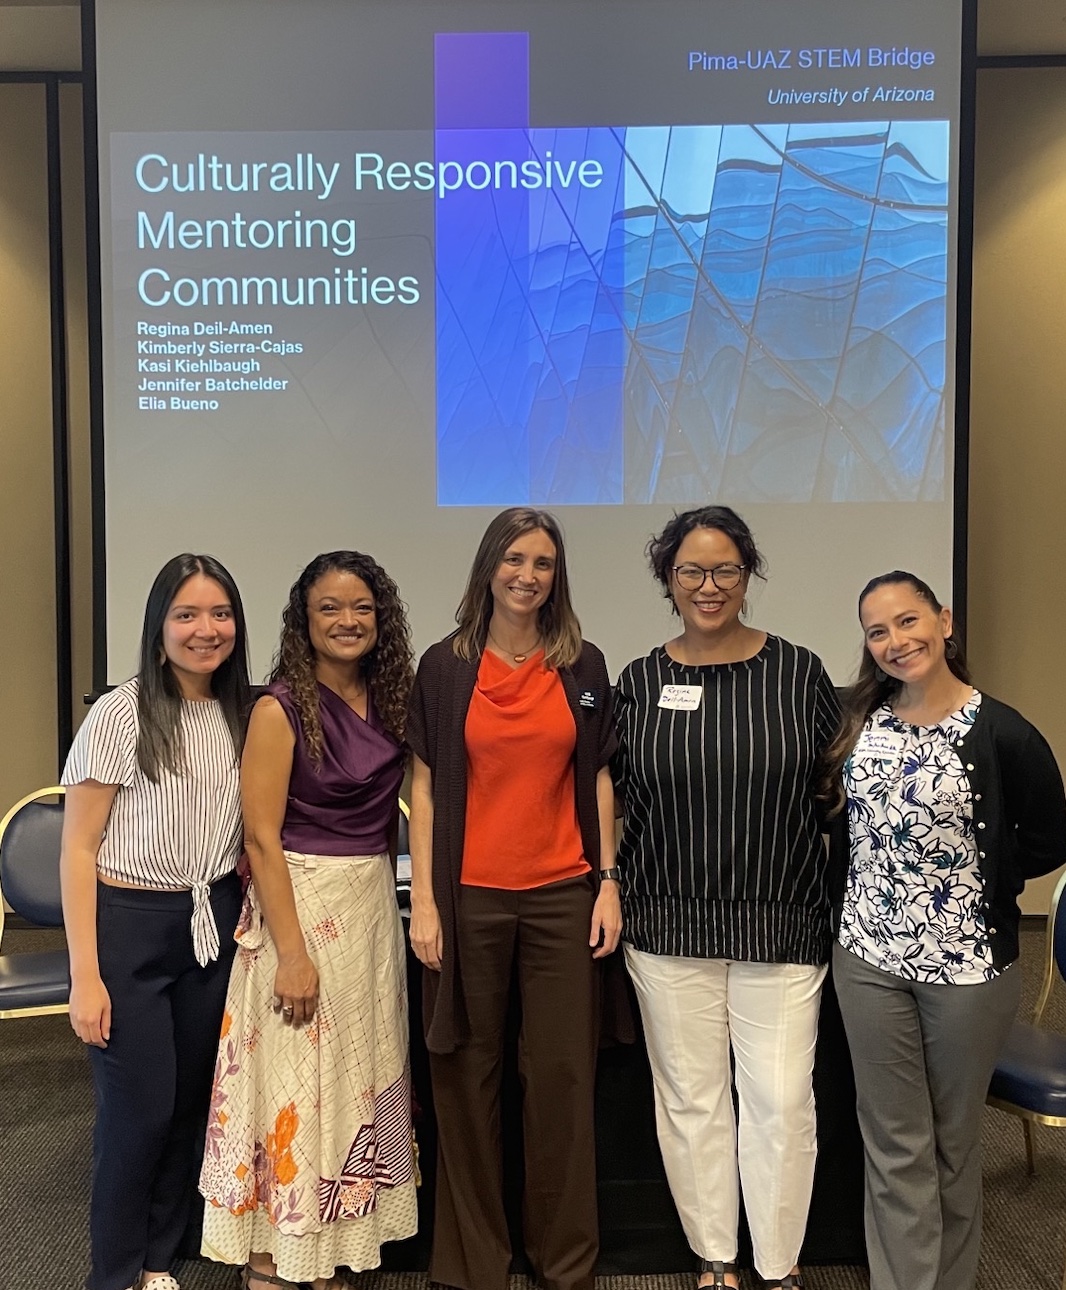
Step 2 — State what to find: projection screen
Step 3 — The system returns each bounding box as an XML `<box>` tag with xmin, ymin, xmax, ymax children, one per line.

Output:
<box><xmin>88</xmin><ymin>0</ymin><xmax>970</xmax><ymax>685</ymax></box>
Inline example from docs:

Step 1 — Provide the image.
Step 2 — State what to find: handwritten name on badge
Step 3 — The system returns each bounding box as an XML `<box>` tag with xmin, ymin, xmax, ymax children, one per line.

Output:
<box><xmin>658</xmin><ymin>684</ymin><xmax>703</xmax><ymax>711</ymax></box>
<box><xmin>855</xmin><ymin>729</ymin><xmax>906</xmax><ymax>759</ymax></box>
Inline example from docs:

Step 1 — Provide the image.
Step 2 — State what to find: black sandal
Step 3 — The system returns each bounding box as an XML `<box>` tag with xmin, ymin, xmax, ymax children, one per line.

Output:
<box><xmin>699</xmin><ymin>1260</ymin><xmax>740</xmax><ymax>1288</ymax></box>
<box><xmin>763</xmin><ymin>1274</ymin><xmax>804</xmax><ymax>1290</ymax></box>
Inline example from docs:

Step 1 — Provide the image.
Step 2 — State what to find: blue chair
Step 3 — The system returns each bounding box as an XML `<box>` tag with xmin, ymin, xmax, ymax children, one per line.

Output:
<box><xmin>0</xmin><ymin>786</ymin><xmax>69</xmax><ymax>1020</ymax></box>
<box><xmin>987</xmin><ymin>866</ymin><xmax>1066</xmax><ymax>1187</ymax></box>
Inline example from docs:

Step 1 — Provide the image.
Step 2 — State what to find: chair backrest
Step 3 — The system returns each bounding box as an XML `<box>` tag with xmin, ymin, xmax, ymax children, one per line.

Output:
<box><xmin>0</xmin><ymin>788</ymin><xmax>65</xmax><ymax>928</ymax></box>
<box><xmin>398</xmin><ymin>797</ymin><xmax>410</xmax><ymax>858</ymax></box>
<box><xmin>1032</xmin><ymin>867</ymin><xmax>1066</xmax><ymax>1027</ymax></box>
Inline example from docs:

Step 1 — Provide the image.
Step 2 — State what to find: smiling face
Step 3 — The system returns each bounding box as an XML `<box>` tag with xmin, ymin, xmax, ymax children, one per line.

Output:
<box><xmin>670</xmin><ymin>526</ymin><xmax>749</xmax><ymax>639</ymax></box>
<box><xmin>860</xmin><ymin>581</ymin><xmax>954</xmax><ymax>687</ymax></box>
<box><xmin>490</xmin><ymin>527</ymin><xmax>557</xmax><ymax>624</ymax></box>
<box><xmin>161</xmin><ymin>573</ymin><xmax>237</xmax><ymax>697</ymax></box>
<box><xmin>306</xmin><ymin>570</ymin><xmax>378</xmax><ymax>670</ymax></box>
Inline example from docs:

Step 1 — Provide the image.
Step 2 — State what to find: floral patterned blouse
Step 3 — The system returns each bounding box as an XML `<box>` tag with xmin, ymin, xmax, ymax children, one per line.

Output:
<box><xmin>838</xmin><ymin>691</ymin><xmax>998</xmax><ymax>985</ymax></box>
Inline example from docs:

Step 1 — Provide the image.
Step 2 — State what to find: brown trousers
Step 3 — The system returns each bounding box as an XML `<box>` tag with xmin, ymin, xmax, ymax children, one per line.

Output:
<box><xmin>428</xmin><ymin>875</ymin><xmax>599</xmax><ymax>1290</ymax></box>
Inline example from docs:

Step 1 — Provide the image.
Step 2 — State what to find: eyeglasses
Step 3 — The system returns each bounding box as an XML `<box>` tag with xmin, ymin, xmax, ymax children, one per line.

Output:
<box><xmin>672</xmin><ymin>562</ymin><xmax>746</xmax><ymax>592</ymax></box>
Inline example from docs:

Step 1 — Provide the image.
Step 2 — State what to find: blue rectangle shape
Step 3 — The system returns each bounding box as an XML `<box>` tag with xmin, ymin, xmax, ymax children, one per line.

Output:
<box><xmin>434</xmin><ymin>32</ymin><xmax>529</xmax><ymax>130</ymax></box>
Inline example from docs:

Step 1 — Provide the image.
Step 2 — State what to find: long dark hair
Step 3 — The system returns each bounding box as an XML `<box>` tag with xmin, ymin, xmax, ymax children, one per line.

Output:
<box><xmin>646</xmin><ymin>505</ymin><xmax>767</xmax><ymax>613</ymax></box>
<box><xmin>137</xmin><ymin>554</ymin><xmax>251</xmax><ymax>782</ymax></box>
<box><xmin>452</xmin><ymin>507</ymin><xmax>582</xmax><ymax>668</ymax></box>
<box><xmin>820</xmin><ymin>571</ymin><xmax>972</xmax><ymax>815</ymax></box>
<box><xmin>270</xmin><ymin>550</ymin><xmax>414</xmax><ymax>762</ymax></box>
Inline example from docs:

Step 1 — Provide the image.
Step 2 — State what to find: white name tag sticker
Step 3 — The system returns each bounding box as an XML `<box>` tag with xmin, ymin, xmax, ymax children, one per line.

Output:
<box><xmin>658</xmin><ymin>684</ymin><xmax>703</xmax><ymax>711</ymax></box>
<box><xmin>855</xmin><ymin>729</ymin><xmax>906</xmax><ymax>759</ymax></box>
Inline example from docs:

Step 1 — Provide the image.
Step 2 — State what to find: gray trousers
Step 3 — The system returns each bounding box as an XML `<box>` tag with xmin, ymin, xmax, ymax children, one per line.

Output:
<box><xmin>833</xmin><ymin>943</ymin><xmax>1021</xmax><ymax>1290</ymax></box>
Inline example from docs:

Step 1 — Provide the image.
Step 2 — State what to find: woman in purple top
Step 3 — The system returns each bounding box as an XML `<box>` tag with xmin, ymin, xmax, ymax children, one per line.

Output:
<box><xmin>199</xmin><ymin>551</ymin><xmax>417</xmax><ymax>1290</ymax></box>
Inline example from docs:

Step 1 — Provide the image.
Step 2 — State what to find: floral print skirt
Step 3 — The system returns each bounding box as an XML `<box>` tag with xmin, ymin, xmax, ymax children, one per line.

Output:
<box><xmin>199</xmin><ymin>852</ymin><xmax>418</xmax><ymax>1283</ymax></box>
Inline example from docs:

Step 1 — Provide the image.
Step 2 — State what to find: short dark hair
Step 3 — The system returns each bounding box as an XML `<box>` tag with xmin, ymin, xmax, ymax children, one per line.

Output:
<box><xmin>646</xmin><ymin>505</ymin><xmax>767</xmax><ymax>604</ymax></box>
<box><xmin>137</xmin><ymin>553</ymin><xmax>251</xmax><ymax>781</ymax></box>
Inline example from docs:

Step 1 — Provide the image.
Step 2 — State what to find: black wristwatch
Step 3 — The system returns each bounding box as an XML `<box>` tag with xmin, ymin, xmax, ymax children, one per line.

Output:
<box><xmin>598</xmin><ymin>867</ymin><xmax>621</xmax><ymax>882</ymax></box>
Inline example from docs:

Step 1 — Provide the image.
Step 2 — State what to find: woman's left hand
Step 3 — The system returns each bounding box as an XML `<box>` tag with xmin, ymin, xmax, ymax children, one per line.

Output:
<box><xmin>589</xmin><ymin>880</ymin><xmax>622</xmax><ymax>958</ymax></box>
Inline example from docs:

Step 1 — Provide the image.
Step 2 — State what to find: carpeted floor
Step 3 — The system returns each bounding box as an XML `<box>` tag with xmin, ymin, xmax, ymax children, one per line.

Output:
<box><xmin>2</xmin><ymin>921</ymin><xmax>1065</xmax><ymax>1290</ymax></box>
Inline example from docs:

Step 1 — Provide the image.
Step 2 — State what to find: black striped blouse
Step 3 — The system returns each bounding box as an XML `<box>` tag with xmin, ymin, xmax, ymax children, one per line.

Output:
<box><xmin>61</xmin><ymin>678</ymin><xmax>242</xmax><ymax>964</ymax></box>
<box><xmin>613</xmin><ymin>636</ymin><xmax>840</xmax><ymax>964</ymax></box>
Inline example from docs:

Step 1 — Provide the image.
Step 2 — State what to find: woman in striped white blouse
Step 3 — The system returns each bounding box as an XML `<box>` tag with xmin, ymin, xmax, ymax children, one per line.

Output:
<box><xmin>612</xmin><ymin>507</ymin><xmax>840</xmax><ymax>1290</ymax></box>
<box><xmin>61</xmin><ymin>554</ymin><xmax>251</xmax><ymax>1290</ymax></box>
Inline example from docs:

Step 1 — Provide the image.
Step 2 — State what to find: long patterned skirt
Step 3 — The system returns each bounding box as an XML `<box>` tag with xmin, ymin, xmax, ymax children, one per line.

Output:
<box><xmin>199</xmin><ymin>852</ymin><xmax>417</xmax><ymax>1283</ymax></box>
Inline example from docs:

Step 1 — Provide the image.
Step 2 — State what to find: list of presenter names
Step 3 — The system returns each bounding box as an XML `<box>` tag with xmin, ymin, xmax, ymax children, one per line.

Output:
<box><xmin>134</xmin><ymin>318</ymin><xmax>302</xmax><ymax>412</ymax></box>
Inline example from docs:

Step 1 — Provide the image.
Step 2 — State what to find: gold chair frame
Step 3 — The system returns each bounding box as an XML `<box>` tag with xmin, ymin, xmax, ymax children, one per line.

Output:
<box><xmin>987</xmin><ymin>868</ymin><xmax>1066</xmax><ymax>1176</ymax></box>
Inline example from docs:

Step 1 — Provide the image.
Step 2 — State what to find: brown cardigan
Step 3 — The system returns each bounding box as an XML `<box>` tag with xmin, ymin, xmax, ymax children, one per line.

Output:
<box><xmin>406</xmin><ymin>635</ymin><xmax>618</xmax><ymax>1054</ymax></box>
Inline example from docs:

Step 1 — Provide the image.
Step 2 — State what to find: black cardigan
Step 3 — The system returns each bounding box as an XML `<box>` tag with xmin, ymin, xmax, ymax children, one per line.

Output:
<box><xmin>406</xmin><ymin>635</ymin><xmax>618</xmax><ymax>1054</ymax></box>
<box><xmin>830</xmin><ymin>693</ymin><xmax>1066</xmax><ymax>972</ymax></box>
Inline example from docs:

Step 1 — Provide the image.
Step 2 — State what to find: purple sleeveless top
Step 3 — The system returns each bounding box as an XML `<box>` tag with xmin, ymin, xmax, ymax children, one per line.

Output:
<box><xmin>269</xmin><ymin>681</ymin><xmax>404</xmax><ymax>856</ymax></box>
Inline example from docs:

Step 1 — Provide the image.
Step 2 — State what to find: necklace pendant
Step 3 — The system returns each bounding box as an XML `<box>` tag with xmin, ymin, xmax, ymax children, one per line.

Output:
<box><xmin>487</xmin><ymin>629</ymin><xmax>539</xmax><ymax>664</ymax></box>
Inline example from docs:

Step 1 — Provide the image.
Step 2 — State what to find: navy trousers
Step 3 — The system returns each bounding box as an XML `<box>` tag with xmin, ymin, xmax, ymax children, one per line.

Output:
<box><xmin>88</xmin><ymin>874</ymin><xmax>241</xmax><ymax>1290</ymax></box>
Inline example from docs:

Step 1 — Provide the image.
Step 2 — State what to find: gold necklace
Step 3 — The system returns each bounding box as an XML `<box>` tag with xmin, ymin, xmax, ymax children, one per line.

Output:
<box><xmin>487</xmin><ymin>630</ymin><xmax>541</xmax><ymax>664</ymax></box>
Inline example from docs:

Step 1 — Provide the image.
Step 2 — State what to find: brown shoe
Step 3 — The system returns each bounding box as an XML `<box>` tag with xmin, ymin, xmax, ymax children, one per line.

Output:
<box><xmin>241</xmin><ymin>1265</ymin><xmax>306</xmax><ymax>1290</ymax></box>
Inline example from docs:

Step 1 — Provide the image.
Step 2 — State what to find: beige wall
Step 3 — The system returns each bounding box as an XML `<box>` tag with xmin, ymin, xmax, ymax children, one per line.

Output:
<box><xmin>0</xmin><ymin>83</ymin><xmax>60</xmax><ymax>803</ymax></box>
<box><xmin>0</xmin><ymin>81</ymin><xmax>90</xmax><ymax>815</ymax></box>
<box><xmin>970</xmin><ymin>67</ymin><xmax>1066</xmax><ymax>912</ymax></box>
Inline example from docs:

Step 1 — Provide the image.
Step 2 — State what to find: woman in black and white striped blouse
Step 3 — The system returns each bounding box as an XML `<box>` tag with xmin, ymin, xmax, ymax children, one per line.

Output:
<box><xmin>60</xmin><ymin>554</ymin><xmax>251</xmax><ymax>1290</ymax></box>
<box><xmin>612</xmin><ymin>507</ymin><xmax>839</xmax><ymax>1290</ymax></box>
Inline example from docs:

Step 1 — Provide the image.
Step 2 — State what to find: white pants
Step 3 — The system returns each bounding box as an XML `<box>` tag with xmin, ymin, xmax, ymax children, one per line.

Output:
<box><xmin>624</xmin><ymin>946</ymin><xmax>827</xmax><ymax>1279</ymax></box>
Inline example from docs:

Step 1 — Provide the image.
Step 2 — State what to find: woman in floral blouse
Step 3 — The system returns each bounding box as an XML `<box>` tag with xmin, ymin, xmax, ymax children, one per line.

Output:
<box><xmin>822</xmin><ymin>570</ymin><xmax>1066</xmax><ymax>1290</ymax></box>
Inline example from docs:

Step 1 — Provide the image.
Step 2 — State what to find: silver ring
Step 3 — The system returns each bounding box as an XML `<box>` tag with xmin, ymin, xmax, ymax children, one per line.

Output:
<box><xmin>282</xmin><ymin>1005</ymin><xmax>294</xmax><ymax>1015</ymax></box>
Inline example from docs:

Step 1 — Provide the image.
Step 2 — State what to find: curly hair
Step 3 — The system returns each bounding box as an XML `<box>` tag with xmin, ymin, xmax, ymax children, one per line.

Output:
<box><xmin>268</xmin><ymin>551</ymin><xmax>414</xmax><ymax>764</ymax></box>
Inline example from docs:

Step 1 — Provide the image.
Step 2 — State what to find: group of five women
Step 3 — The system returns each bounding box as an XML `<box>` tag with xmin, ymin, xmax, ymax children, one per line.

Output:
<box><xmin>60</xmin><ymin>505</ymin><xmax>1066</xmax><ymax>1290</ymax></box>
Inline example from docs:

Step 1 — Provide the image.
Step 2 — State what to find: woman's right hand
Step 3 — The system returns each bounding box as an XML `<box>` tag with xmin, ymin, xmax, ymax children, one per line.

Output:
<box><xmin>410</xmin><ymin>897</ymin><xmax>443</xmax><ymax>971</ymax></box>
<box><xmin>273</xmin><ymin>950</ymin><xmax>319</xmax><ymax>1026</ymax></box>
<box><xmin>69</xmin><ymin>974</ymin><xmax>112</xmax><ymax>1048</ymax></box>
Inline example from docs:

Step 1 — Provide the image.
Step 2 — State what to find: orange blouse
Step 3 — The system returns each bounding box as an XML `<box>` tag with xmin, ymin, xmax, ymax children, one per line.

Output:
<box><xmin>461</xmin><ymin>649</ymin><xmax>590</xmax><ymax>889</ymax></box>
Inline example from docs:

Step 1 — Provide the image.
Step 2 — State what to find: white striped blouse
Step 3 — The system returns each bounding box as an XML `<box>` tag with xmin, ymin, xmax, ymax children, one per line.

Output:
<box><xmin>61</xmin><ymin>678</ymin><xmax>242</xmax><ymax>964</ymax></box>
<box><xmin>613</xmin><ymin>637</ymin><xmax>841</xmax><ymax>964</ymax></box>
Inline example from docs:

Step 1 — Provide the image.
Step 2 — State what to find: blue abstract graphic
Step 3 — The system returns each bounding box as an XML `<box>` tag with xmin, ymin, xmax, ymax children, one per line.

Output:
<box><xmin>433</xmin><ymin>39</ymin><xmax>948</xmax><ymax>505</ymax></box>
<box><xmin>618</xmin><ymin>121</ymin><xmax>949</xmax><ymax>504</ymax></box>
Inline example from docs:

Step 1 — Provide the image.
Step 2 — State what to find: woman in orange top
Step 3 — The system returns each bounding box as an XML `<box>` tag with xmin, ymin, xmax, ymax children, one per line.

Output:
<box><xmin>407</xmin><ymin>507</ymin><xmax>621</xmax><ymax>1290</ymax></box>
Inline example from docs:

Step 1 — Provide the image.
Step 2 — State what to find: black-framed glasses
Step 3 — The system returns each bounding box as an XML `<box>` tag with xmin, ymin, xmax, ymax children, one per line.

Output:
<box><xmin>672</xmin><ymin>562</ymin><xmax>746</xmax><ymax>592</ymax></box>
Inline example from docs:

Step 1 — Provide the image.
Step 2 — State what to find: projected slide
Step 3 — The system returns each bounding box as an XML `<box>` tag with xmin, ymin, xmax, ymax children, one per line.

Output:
<box><xmin>94</xmin><ymin>0</ymin><xmax>963</xmax><ymax>682</ymax></box>
<box><xmin>108</xmin><ymin>25</ymin><xmax>950</xmax><ymax>509</ymax></box>
<box><xmin>432</xmin><ymin>33</ymin><xmax>947</xmax><ymax>507</ymax></box>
